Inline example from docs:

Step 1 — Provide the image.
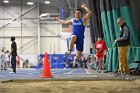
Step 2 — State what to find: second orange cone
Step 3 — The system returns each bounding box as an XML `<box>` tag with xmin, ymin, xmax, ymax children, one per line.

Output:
<box><xmin>40</xmin><ymin>52</ymin><xmax>52</xmax><ymax>78</ymax></box>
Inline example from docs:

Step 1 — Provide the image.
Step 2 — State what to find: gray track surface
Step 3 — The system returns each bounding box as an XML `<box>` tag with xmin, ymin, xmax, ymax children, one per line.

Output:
<box><xmin>0</xmin><ymin>68</ymin><xmax>140</xmax><ymax>82</ymax></box>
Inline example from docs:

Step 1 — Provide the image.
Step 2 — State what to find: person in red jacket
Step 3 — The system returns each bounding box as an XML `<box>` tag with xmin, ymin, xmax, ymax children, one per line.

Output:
<box><xmin>94</xmin><ymin>37</ymin><xmax>106</xmax><ymax>73</ymax></box>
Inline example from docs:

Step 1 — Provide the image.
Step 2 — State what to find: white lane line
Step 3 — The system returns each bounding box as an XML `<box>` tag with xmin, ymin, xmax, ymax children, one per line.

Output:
<box><xmin>84</xmin><ymin>69</ymin><xmax>90</xmax><ymax>74</ymax></box>
<box><xmin>84</xmin><ymin>69</ymin><xmax>98</xmax><ymax>77</ymax></box>
<box><xmin>51</xmin><ymin>69</ymin><xmax>70</xmax><ymax>74</ymax></box>
<box><xmin>52</xmin><ymin>69</ymin><xmax>62</xmax><ymax>72</ymax></box>
<box><xmin>66</xmin><ymin>69</ymin><xmax>77</xmax><ymax>74</ymax></box>
<box><xmin>79</xmin><ymin>75</ymin><xmax>97</xmax><ymax>77</ymax></box>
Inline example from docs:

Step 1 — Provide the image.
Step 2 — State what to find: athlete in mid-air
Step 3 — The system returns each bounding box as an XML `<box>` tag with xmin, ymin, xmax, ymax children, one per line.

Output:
<box><xmin>54</xmin><ymin>3</ymin><xmax>92</xmax><ymax>60</ymax></box>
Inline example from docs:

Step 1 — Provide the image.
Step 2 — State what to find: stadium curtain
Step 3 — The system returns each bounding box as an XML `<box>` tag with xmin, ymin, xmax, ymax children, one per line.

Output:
<box><xmin>87</xmin><ymin>0</ymin><xmax>140</xmax><ymax>71</ymax></box>
<box><xmin>86</xmin><ymin>0</ymin><xmax>104</xmax><ymax>54</ymax></box>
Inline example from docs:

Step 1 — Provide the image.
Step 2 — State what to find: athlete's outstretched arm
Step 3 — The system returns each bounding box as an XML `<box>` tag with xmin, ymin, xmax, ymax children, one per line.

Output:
<box><xmin>81</xmin><ymin>3</ymin><xmax>92</xmax><ymax>23</ymax></box>
<box><xmin>54</xmin><ymin>17</ymin><xmax>72</xmax><ymax>25</ymax></box>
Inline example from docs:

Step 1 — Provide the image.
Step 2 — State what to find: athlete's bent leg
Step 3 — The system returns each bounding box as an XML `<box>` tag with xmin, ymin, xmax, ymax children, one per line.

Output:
<box><xmin>69</xmin><ymin>35</ymin><xmax>77</xmax><ymax>51</ymax></box>
<box><xmin>65</xmin><ymin>35</ymin><xmax>77</xmax><ymax>57</ymax></box>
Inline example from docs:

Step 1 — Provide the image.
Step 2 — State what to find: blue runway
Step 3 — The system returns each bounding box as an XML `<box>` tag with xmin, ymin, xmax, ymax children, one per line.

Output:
<box><xmin>0</xmin><ymin>68</ymin><xmax>139</xmax><ymax>81</ymax></box>
<box><xmin>0</xmin><ymin>68</ymin><xmax>97</xmax><ymax>81</ymax></box>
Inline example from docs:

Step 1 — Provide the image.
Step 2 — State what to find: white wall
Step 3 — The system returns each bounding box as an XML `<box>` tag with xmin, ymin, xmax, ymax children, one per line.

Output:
<box><xmin>40</xmin><ymin>21</ymin><xmax>62</xmax><ymax>54</ymax></box>
<box><xmin>83</xmin><ymin>26</ymin><xmax>91</xmax><ymax>54</ymax></box>
<box><xmin>0</xmin><ymin>4</ymin><xmax>92</xmax><ymax>66</ymax></box>
<box><xmin>60</xmin><ymin>32</ymin><xmax>71</xmax><ymax>53</ymax></box>
<box><xmin>0</xmin><ymin>5</ymin><xmax>39</xmax><ymax>54</ymax></box>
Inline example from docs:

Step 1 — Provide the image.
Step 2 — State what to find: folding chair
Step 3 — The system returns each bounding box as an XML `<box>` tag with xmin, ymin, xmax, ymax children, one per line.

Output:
<box><xmin>132</xmin><ymin>61</ymin><xmax>140</xmax><ymax>76</ymax></box>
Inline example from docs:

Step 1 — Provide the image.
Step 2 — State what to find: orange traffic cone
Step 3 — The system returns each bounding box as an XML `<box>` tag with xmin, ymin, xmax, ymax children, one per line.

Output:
<box><xmin>40</xmin><ymin>52</ymin><xmax>52</xmax><ymax>78</ymax></box>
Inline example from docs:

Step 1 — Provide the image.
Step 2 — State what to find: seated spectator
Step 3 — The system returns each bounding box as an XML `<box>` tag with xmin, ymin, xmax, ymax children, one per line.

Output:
<box><xmin>87</xmin><ymin>55</ymin><xmax>94</xmax><ymax>69</ymax></box>
<box><xmin>83</xmin><ymin>57</ymin><xmax>87</xmax><ymax>68</ymax></box>
<box><xmin>69</xmin><ymin>58</ymin><xmax>73</xmax><ymax>68</ymax></box>
<box><xmin>0</xmin><ymin>49</ymin><xmax>5</xmax><ymax>70</ymax></box>
<box><xmin>78</xmin><ymin>58</ymin><xmax>83</xmax><ymax>68</ymax></box>
<box><xmin>38</xmin><ymin>56</ymin><xmax>43</xmax><ymax>68</ymax></box>
<box><xmin>16</xmin><ymin>55</ymin><xmax>20</xmax><ymax>68</ymax></box>
<box><xmin>73</xmin><ymin>57</ymin><xmax>79</xmax><ymax>68</ymax></box>
<box><xmin>63</xmin><ymin>55</ymin><xmax>67</xmax><ymax>69</ymax></box>
<box><xmin>23</xmin><ymin>58</ymin><xmax>29</xmax><ymax>68</ymax></box>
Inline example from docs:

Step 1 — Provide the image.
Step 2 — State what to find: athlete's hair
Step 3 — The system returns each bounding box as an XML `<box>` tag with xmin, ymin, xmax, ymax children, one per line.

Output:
<box><xmin>74</xmin><ymin>8</ymin><xmax>83</xmax><ymax>14</ymax></box>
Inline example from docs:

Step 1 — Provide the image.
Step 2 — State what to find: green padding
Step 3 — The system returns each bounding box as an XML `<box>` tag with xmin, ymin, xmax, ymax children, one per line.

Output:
<box><xmin>106</xmin><ymin>47</ymin><xmax>118</xmax><ymax>72</ymax></box>
<box><xmin>120</xmin><ymin>6</ymin><xmax>140</xmax><ymax>46</ymax></box>
<box><xmin>106</xmin><ymin>48</ymin><xmax>113</xmax><ymax>71</ymax></box>
<box><xmin>100</xmin><ymin>5</ymin><xmax>140</xmax><ymax>72</ymax></box>
<box><xmin>105</xmin><ymin>47</ymin><xmax>140</xmax><ymax>72</ymax></box>
<box><xmin>101</xmin><ymin>12</ymin><xmax>112</xmax><ymax>48</ymax></box>
<box><xmin>128</xmin><ymin>47</ymin><xmax>140</xmax><ymax>68</ymax></box>
<box><xmin>112</xmin><ymin>47</ymin><xmax>118</xmax><ymax>71</ymax></box>
<box><xmin>91</xmin><ymin>62</ymin><xmax>96</xmax><ymax>70</ymax></box>
<box><xmin>91</xmin><ymin>43</ymin><xmax>95</xmax><ymax>54</ymax></box>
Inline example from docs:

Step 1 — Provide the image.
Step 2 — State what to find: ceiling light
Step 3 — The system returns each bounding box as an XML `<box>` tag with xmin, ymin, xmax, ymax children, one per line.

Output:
<box><xmin>27</xmin><ymin>2</ymin><xmax>34</xmax><ymax>5</ymax></box>
<box><xmin>45</xmin><ymin>1</ymin><xmax>50</xmax><ymax>4</ymax></box>
<box><xmin>3</xmin><ymin>0</ymin><xmax>9</xmax><ymax>3</ymax></box>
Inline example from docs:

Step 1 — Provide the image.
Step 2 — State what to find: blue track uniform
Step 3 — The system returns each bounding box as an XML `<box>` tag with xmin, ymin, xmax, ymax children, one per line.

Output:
<box><xmin>71</xmin><ymin>18</ymin><xmax>86</xmax><ymax>51</ymax></box>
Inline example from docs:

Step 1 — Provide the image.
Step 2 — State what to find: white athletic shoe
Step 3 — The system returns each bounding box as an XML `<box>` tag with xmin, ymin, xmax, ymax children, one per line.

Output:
<box><xmin>9</xmin><ymin>72</ymin><xmax>16</xmax><ymax>74</ymax></box>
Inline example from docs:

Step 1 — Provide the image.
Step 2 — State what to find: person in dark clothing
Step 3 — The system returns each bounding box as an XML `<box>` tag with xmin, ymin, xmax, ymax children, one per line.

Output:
<box><xmin>78</xmin><ymin>58</ymin><xmax>83</xmax><ymax>68</ymax></box>
<box><xmin>83</xmin><ymin>57</ymin><xmax>87</xmax><ymax>68</ymax></box>
<box><xmin>114</xmin><ymin>17</ymin><xmax>130</xmax><ymax>77</ymax></box>
<box><xmin>63</xmin><ymin>55</ymin><xmax>67</xmax><ymax>69</ymax></box>
<box><xmin>9</xmin><ymin>37</ymin><xmax>17</xmax><ymax>74</ymax></box>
